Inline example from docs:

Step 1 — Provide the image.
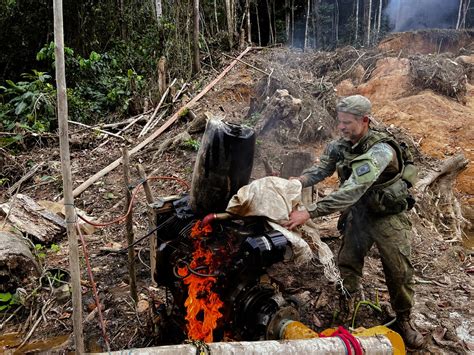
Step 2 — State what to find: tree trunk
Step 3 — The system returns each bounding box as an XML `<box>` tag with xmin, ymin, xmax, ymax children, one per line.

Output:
<box><xmin>119</xmin><ymin>0</ymin><xmax>126</xmax><ymax>40</ymax></box>
<box><xmin>456</xmin><ymin>0</ymin><xmax>463</xmax><ymax>29</ymax></box>
<box><xmin>285</xmin><ymin>0</ymin><xmax>291</xmax><ymax>42</ymax></box>
<box><xmin>246</xmin><ymin>0</ymin><xmax>251</xmax><ymax>43</ymax></box>
<box><xmin>266</xmin><ymin>0</ymin><xmax>274</xmax><ymax>44</ymax></box>
<box><xmin>395</xmin><ymin>0</ymin><xmax>402</xmax><ymax>31</ymax></box>
<box><xmin>304</xmin><ymin>0</ymin><xmax>310</xmax><ymax>50</ymax></box>
<box><xmin>272</xmin><ymin>0</ymin><xmax>276</xmax><ymax>43</ymax></box>
<box><xmin>192</xmin><ymin>0</ymin><xmax>201</xmax><ymax>74</ymax></box>
<box><xmin>214</xmin><ymin>0</ymin><xmax>220</xmax><ymax>32</ymax></box>
<box><xmin>377</xmin><ymin>0</ymin><xmax>382</xmax><ymax>35</ymax></box>
<box><xmin>366</xmin><ymin>0</ymin><xmax>372</xmax><ymax>46</ymax></box>
<box><xmin>255</xmin><ymin>2</ymin><xmax>262</xmax><ymax>46</ymax></box>
<box><xmin>155</xmin><ymin>0</ymin><xmax>162</xmax><ymax>20</ymax></box>
<box><xmin>315</xmin><ymin>0</ymin><xmax>321</xmax><ymax>48</ymax></box>
<box><xmin>355</xmin><ymin>0</ymin><xmax>359</xmax><ymax>42</ymax></box>
<box><xmin>291</xmin><ymin>0</ymin><xmax>295</xmax><ymax>46</ymax></box>
<box><xmin>461</xmin><ymin>0</ymin><xmax>471</xmax><ymax>28</ymax></box>
<box><xmin>335</xmin><ymin>0</ymin><xmax>339</xmax><ymax>45</ymax></box>
<box><xmin>225</xmin><ymin>0</ymin><xmax>233</xmax><ymax>48</ymax></box>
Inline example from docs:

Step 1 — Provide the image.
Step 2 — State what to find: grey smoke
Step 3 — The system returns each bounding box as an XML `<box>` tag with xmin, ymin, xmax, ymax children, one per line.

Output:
<box><xmin>385</xmin><ymin>0</ymin><xmax>460</xmax><ymax>32</ymax></box>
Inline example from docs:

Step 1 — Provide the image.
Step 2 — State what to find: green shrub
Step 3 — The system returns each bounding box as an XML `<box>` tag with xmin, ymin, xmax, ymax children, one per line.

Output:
<box><xmin>0</xmin><ymin>70</ymin><xmax>55</xmax><ymax>132</ymax></box>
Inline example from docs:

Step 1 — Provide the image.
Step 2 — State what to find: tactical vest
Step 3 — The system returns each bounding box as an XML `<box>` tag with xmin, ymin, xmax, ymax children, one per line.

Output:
<box><xmin>335</xmin><ymin>130</ymin><xmax>417</xmax><ymax>215</ymax></box>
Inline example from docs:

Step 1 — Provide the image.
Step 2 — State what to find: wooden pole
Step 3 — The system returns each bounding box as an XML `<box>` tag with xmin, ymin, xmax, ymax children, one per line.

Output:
<box><xmin>67</xmin><ymin>47</ymin><xmax>254</xmax><ymax>200</ymax></box>
<box><xmin>53</xmin><ymin>0</ymin><xmax>84</xmax><ymax>352</ymax></box>
<box><xmin>122</xmin><ymin>149</ymin><xmax>138</xmax><ymax>302</ymax></box>
<box><xmin>137</xmin><ymin>164</ymin><xmax>158</xmax><ymax>285</ymax></box>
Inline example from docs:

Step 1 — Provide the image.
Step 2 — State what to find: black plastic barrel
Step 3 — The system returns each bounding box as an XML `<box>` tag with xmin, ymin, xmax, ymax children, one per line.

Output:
<box><xmin>190</xmin><ymin>119</ymin><xmax>256</xmax><ymax>214</ymax></box>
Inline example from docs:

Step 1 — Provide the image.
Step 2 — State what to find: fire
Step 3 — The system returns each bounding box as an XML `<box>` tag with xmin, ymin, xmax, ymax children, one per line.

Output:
<box><xmin>178</xmin><ymin>221</ymin><xmax>224</xmax><ymax>342</ymax></box>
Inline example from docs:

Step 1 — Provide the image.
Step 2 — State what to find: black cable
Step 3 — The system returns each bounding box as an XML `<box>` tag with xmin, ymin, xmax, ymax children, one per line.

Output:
<box><xmin>105</xmin><ymin>215</ymin><xmax>175</xmax><ymax>254</ymax></box>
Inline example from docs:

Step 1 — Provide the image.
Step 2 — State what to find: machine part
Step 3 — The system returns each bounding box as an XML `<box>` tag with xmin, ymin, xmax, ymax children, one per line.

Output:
<box><xmin>241</xmin><ymin>230</ymin><xmax>288</xmax><ymax>270</ymax></box>
<box><xmin>234</xmin><ymin>283</ymin><xmax>299</xmax><ymax>340</ymax></box>
<box><xmin>190</xmin><ymin>119</ymin><xmax>256</xmax><ymax>214</ymax></box>
<box><xmin>149</xmin><ymin>195</ymin><xmax>182</xmax><ymax>209</ymax></box>
<box><xmin>266</xmin><ymin>309</ymin><xmax>301</xmax><ymax>340</ymax></box>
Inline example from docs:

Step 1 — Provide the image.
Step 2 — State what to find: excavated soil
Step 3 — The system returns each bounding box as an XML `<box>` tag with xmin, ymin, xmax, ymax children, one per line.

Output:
<box><xmin>0</xmin><ymin>31</ymin><xmax>473</xmax><ymax>353</ymax></box>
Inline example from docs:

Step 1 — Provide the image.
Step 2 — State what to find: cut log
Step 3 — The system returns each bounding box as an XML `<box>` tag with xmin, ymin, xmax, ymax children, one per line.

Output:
<box><xmin>0</xmin><ymin>194</ymin><xmax>66</xmax><ymax>243</ymax></box>
<box><xmin>255</xmin><ymin>89</ymin><xmax>302</xmax><ymax>137</ymax></box>
<box><xmin>416</xmin><ymin>153</ymin><xmax>469</xmax><ymax>192</ymax></box>
<box><xmin>0</xmin><ymin>229</ymin><xmax>40</xmax><ymax>292</ymax></box>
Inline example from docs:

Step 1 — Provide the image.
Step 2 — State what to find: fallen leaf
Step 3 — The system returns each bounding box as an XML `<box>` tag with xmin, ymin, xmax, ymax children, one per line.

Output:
<box><xmin>59</xmin><ymin>312</ymin><xmax>71</xmax><ymax>320</ymax></box>
<box><xmin>137</xmin><ymin>300</ymin><xmax>149</xmax><ymax>313</ymax></box>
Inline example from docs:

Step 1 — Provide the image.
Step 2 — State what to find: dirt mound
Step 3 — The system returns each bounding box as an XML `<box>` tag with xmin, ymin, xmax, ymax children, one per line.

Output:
<box><xmin>410</xmin><ymin>54</ymin><xmax>467</xmax><ymax>101</ymax></box>
<box><xmin>378</xmin><ymin>29</ymin><xmax>474</xmax><ymax>55</ymax></box>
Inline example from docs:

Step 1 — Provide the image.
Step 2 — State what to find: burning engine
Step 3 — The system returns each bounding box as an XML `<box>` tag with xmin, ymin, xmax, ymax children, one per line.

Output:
<box><xmin>151</xmin><ymin>119</ymin><xmax>300</xmax><ymax>343</ymax></box>
<box><xmin>153</xmin><ymin>196</ymin><xmax>299</xmax><ymax>342</ymax></box>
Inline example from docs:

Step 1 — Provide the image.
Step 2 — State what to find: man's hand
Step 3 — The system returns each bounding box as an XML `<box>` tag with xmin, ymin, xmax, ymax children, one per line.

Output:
<box><xmin>283</xmin><ymin>209</ymin><xmax>311</xmax><ymax>230</ymax></box>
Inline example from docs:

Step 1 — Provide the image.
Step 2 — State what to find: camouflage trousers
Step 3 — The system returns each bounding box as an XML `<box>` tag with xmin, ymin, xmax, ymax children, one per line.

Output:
<box><xmin>337</xmin><ymin>206</ymin><xmax>415</xmax><ymax>314</ymax></box>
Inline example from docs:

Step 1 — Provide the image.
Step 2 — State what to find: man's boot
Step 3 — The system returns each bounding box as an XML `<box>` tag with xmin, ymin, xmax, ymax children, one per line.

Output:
<box><xmin>395</xmin><ymin>312</ymin><xmax>425</xmax><ymax>349</ymax></box>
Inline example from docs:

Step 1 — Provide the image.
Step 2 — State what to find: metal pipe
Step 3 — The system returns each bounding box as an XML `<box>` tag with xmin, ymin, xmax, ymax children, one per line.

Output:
<box><xmin>104</xmin><ymin>336</ymin><xmax>393</xmax><ymax>354</ymax></box>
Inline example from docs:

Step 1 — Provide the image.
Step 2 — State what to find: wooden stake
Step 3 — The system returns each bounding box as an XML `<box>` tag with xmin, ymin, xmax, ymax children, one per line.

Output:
<box><xmin>122</xmin><ymin>149</ymin><xmax>138</xmax><ymax>302</ymax></box>
<box><xmin>137</xmin><ymin>164</ymin><xmax>158</xmax><ymax>285</ymax></box>
<box><xmin>53</xmin><ymin>0</ymin><xmax>84</xmax><ymax>352</ymax></box>
<box><xmin>158</xmin><ymin>57</ymin><xmax>167</xmax><ymax>97</ymax></box>
<box><xmin>67</xmin><ymin>47</ymin><xmax>254</xmax><ymax>200</ymax></box>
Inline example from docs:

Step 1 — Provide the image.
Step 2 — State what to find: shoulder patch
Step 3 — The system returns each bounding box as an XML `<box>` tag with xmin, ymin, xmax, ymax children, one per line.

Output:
<box><xmin>355</xmin><ymin>163</ymin><xmax>371</xmax><ymax>176</ymax></box>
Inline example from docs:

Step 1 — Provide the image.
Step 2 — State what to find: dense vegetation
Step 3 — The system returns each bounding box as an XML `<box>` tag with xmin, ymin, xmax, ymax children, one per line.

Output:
<box><xmin>0</xmin><ymin>0</ymin><xmax>471</xmax><ymax>135</ymax></box>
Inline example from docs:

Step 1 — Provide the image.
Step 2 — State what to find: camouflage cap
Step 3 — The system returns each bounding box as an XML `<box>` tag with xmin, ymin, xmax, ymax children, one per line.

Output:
<box><xmin>336</xmin><ymin>95</ymin><xmax>371</xmax><ymax>116</ymax></box>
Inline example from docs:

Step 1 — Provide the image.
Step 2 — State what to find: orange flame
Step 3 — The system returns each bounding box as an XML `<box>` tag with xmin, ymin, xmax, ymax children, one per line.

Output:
<box><xmin>179</xmin><ymin>221</ymin><xmax>224</xmax><ymax>342</ymax></box>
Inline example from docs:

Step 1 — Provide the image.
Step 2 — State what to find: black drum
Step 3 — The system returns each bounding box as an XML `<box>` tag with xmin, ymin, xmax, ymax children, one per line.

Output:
<box><xmin>190</xmin><ymin>119</ymin><xmax>255</xmax><ymax>214</ymax></box>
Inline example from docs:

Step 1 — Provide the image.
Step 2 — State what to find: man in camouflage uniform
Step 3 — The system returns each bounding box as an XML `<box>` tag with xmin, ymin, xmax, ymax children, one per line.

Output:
<box><xmin>284</xmin><ymin>95</ymin><xmax>424</xmax><ymax>349</ymax></box>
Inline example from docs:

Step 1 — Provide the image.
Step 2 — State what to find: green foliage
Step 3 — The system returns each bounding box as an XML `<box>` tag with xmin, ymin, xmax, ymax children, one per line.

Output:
<box><xmin>182</xmin><ymin>138</ymin><xmax>200</xmax><ymax>151</ymax></box>
<box><xmin>45</xmin><ymin>269</ymin><xmax>67</xmax><ymax>287</ymax></box>
<box><xmin>0</xmin><ymin>42</ymin><xmax>145</xmax><ymax>132</ymax></box>
<box><xmin>37</xmin><ymin>41</ymin><xmax>145</xmax><ymax>123</ymax></box>
<box><xmin>50</xmin><ymin>243</ymin><xmax>60</xmax><ymax>253</ymax></box>
<box><xmin>0</xmin><ymin>70</ymin><xmax>55</xmax><ymax>132</ymax></box>
<box><xmin>0</xmin><ymin>292</ymin><xmax>19</xmax><ymax>311</ymax></box>
<box><xmin>34</xmin><ymin>244</ymin><xmax>47</xmax><ymax>260</ymax></box>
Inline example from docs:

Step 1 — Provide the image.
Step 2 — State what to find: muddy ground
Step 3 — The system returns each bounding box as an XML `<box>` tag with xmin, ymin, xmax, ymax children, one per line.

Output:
<box><xmin>0</xmin><ymin>30</ymin><xmax>473</xmax><ymax>353</ymax></box>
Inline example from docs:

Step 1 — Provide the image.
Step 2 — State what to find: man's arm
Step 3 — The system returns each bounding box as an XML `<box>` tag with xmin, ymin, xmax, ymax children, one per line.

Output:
<box><xmin>307</xmin><ymin>142</ymin><xmax>394</xmax><ymax>218</ymax></box>
<box><xmin>285</xmin><ymin>142</ymin><xmax>395</xmax><ymax>229</ymax></box>
<box><xmin>298</xmin><ymin>141</ymin><xmax>339</xmax><ymax>187</ymax></box>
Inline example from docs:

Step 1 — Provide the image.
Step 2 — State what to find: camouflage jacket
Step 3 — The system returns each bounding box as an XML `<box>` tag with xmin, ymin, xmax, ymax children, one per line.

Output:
<box><xmin>301</xmin><ymin>129</ymin><xmax>403</xmax><ymax>218</ymax></box>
